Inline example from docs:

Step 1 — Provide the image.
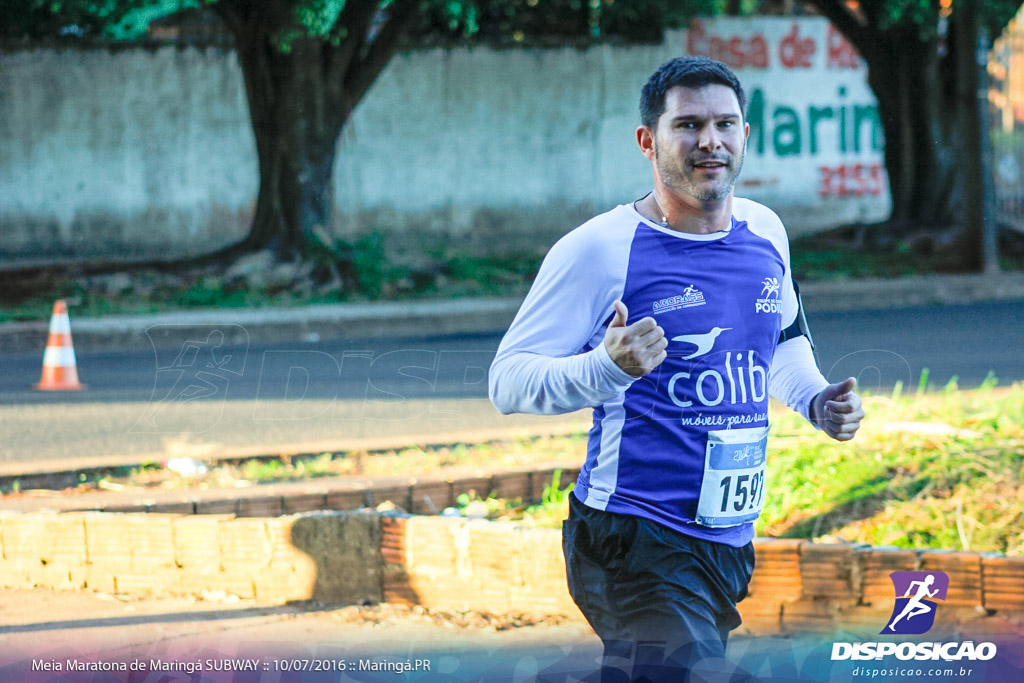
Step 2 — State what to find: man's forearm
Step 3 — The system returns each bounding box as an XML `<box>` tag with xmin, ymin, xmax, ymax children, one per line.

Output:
<box><xmin>488</xmin><ymin>345</ymin><xmax>635</xmax><ymax>415</ymax></box>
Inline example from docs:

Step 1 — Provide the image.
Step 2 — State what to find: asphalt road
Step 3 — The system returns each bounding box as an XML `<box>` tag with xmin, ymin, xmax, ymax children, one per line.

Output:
<box><xmin>1</xmin><ymin>301</ymin><xmax>1022</xmax><ymax>467</ymax></box>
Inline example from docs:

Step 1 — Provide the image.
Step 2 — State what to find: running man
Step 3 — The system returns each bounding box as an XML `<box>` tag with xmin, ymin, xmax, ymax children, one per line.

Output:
<box><xmin>887</xmin><ymin>574</ymin><xmax>940</xmax><ymax>632</ymax></box>
<box><xmin>489</xmin><ymin>57</ymin><xmax>865</xmax><ymax>682</ymax></box>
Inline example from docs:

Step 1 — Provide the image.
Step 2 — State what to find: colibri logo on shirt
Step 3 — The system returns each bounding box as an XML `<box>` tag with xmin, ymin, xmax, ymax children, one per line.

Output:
<box><xmin>666</xmin><ymin>327</ymin><xmax>768</xmax><ymax>409</ymax></box>
<box><xmin>755</xmin><ymin>276</ymin><xmax>782</xmax><ymax>314</ymax></box>
<box><xmin>652</xmin><ymin>285</ymin><xmax>706</xmax><ymax>314</ymax></box>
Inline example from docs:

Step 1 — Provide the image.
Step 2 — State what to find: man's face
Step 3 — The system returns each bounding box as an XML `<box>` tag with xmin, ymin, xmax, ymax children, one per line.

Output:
<box><xmin>652</xmin><ymin>85</ymin><xmax>749</xmax><ymax>203</ymax></box>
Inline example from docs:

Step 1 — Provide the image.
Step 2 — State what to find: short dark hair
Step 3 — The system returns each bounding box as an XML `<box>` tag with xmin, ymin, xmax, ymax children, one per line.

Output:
<box><xmin>639</xmin><ymin>56</ymin><xmax>746</xmax><ymax>130</ymax></box>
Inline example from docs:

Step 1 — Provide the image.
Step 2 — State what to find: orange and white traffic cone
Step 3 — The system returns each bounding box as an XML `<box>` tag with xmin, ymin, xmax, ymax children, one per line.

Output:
<box><xmin>34</xmin><ymin>300</ymin><xmax>84</xmax><ymax>391</ymax></box>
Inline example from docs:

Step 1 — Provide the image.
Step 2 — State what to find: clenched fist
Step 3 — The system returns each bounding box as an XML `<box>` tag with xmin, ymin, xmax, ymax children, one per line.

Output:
<box><xmin>604</xmin><ymin>301</ymin><xmax>668</xmax><ymax>378</ymax></box>
<box><xmin>810</xmin><ymin>377</ymin><xmax>865</xmax><ymax>441</ymax></box>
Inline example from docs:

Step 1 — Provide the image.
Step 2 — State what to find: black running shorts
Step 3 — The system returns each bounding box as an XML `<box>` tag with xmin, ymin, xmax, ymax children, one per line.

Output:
<box><xmin>563</xmin><ymin>493</ymin><xmax>756</xmax><ymax>683</ymax></box>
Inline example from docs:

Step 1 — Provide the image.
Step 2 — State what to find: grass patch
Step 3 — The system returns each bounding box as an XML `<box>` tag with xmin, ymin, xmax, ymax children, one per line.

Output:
<box><xmin>789</xmin><ymin>227</ymin><xmax>1024</xmax><ymax>280</ymax></box>
<box><xmin>0</xmin><ymin>235</ymin><xmax>544</xmax><ymax>323</ymax></box>
<box><xmin>451</xmin><ymin>380</ymin><xmax>1024</xmax><ymax>552</ymax></box>
<box><xmin>789</xmin><ymin>232</ymin><xmax>967</xmax><ymax>281</ymax></box>
<box><xmin>450</xmin><ymin>469</ymin><xmax>574</xmax><ymax>528</ymax></box>
<box><xmin>7</xmin><ymin>381</ymin><xmax>1022</xmax><ymax>556</ymax></box>
<box><xmin>3</xmin><ymin>434</ymin><xmax>585</xmax><ymax>497</ymax></box>
<box><xmin>759</xmin><ymin>375</ymin><xmax>1024</xmax><ymax>555</ymax></box>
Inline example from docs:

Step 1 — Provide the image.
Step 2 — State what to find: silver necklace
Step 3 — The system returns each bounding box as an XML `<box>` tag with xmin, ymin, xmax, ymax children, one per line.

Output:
<box><xmin>649</xmin><ymin>192</ymin><xmax>670</xmax><ymax>227</ymax></box>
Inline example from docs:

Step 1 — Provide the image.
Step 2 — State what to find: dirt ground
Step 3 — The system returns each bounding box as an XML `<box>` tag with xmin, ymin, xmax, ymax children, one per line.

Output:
<box><xmin>3</xmin><ymin>587</ymin><xmax>1022</xmax><ymax>681</ymax></box>
<box><xmin>0</xmin><ymin>587</ymin><xmax>602</xmax><ymax>681</ymax></box>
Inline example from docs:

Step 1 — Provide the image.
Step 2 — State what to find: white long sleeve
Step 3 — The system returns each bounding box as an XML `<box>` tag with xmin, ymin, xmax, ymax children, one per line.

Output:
<box><xmin>490</xmin><ymin>343</ymin><xmax>636</xmax><ymax>415</ymax></box>
<box><xmin>768</xmin><ymin>335</ymin><xmax>830</xmax><ymax>423</ymax></box>
<box><xmin>488</xmin><ymin>207</ymin><xmax>638</xmax><ymax>415</ymax></box>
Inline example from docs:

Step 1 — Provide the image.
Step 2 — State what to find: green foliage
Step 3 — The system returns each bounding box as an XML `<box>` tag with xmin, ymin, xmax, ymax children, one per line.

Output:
<box><xmin>5</xmin><ymin>0</ymin><xmax>194</xmax><ymax>41</ymax></box>
<box><xmin>788</xmin><ymin>236</ymin><xmax>984</xmax><ymax>281</ymax></box>
<box><xmin>452</xmin><ymin>468</ymin><xmax>574</xmax><ymax>527</ymax></box>
<box><xmin>540</xmin><ymin>469</ymin><xmax>573</xmax><ymax>508</ymax></box>
<box><xmin>0</xmin><ymin>244</ymin><xmax>543</xmax><ymax>322</ymax></box>
<box><xmin>917</xmin><ymin>367</ymin><xmax>930</xmax><ymax>395</ymax></box>
<box><xmin>760</xmin><ymin>380</ymin><xmax>1024</xmax><ymax>556</ymax></box>
<box><xmin>9</xmin><ymin>0</ymin><xmax>721</xmax><ymax>47</ymax></box>
<box><xmin>854</xmin><ymin>0</ymin><xmax>1021</xmax><ymax>41</ymax></box>
<box><xmin>107</xmin><ymin>0</ymin><xmax>195</xmax><ymax>39</ymax></box>
<box><xmin>442</xmin><ymin>250</ymin><xmax>543</xmax><ymax>296</ymax></box>
<box><xmin>18</xmin><ymin>434</ymin><xmax>585</xmax><ymax>494</ymax></box>
<box><xmin>331</xmin><ymin>232</ymin><xmax>394</xmax><ymax>299</ymax></box>
<box><xmin>412</xmin><ymin>0</ymin><xmax>716</xmax><ymax>46</ymax></box>
<box><xmin>296</xmin><ymin>0</ymin><xmax>345</xmax><ymax>37</ymax></box>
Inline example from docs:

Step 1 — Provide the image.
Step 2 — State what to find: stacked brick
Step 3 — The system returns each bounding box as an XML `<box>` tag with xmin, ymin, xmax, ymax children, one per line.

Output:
<box><xmin>383</xmin><ymin>525</ymin><xmax>1024</xmax><ymax>636</ymax></box>
<box><xmin>382</xmin><ymin>515</ymin><xmax>578</xmax><ymax>615</ymax></box>
<box><xmin>741</xmin><ymin>539</ymin><xmax>802</xmax><ymax>634</ymax></box>
<box><xmin>983</xmin><ymin>556</ymin><xmax>1024</xmax><ymax>612</ymax></box>
<box><xmin>2</xmin><ymin>504</ymin><xmax>1023</xmax><ymax>637</ymax></box>
<box><xmin>782</xmin><ymin>541</ymin><xmax>858</xmax><ymax>634</ymax></box>
<box><xmin>381</xmin><ymin>515</ymin><xmax>416</xmax><ymax>605</ymax></box>
<box><xmin>921</xmin><ymin>551</ymin><xmax>986</xmax><ymax>629</ymax></box>
<box><xmin>0</xmin><ymin>510</ymin><xmax>381</xmax><ymax>605</ymax></box>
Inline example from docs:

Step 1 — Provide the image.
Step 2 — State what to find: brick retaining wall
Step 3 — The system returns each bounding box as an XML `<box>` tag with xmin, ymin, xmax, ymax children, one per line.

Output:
<box><xmin>2</xmin><ymin>508</ymin><xmax>1022</xmax><ymax>636</ymax></box>
<box><xmin>382</xmin><ymin>517</ymin><xmax>1024</xmax><ymax>637</ymax></box>
<box><xmin>0</xmin><ymin>510</ymin><xmax>382</xmax><ymax>605</ymax></box>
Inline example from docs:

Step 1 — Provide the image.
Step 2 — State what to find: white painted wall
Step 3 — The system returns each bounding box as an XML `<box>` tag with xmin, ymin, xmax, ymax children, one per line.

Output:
<box><xmin>0</xmin><ymin>46</ymin><xmax>256</xmax><ymax>264</ymax></box>
<box><xmin>0</xmin><ymin>18</ymin><xmax>890</xmax><ymax>265</ymax></box>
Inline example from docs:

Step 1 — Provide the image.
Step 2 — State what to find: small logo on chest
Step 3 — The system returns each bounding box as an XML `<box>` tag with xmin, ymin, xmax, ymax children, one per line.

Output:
<box><xmin>653</xmin><ymin>285</ymin><xmax>706</xmax><ymax>314</ymax></box>
<box><xmin>755</xmin><ymin>276</ymin><xmax>782</xmax><ymax>314</ymax></box>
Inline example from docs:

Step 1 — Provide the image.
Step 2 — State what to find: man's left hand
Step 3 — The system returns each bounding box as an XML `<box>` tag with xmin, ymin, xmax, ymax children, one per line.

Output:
<box><xmin>811</xmin><ymin>377</ymin><xmax>865</xmax><ymax>441</ymax></box>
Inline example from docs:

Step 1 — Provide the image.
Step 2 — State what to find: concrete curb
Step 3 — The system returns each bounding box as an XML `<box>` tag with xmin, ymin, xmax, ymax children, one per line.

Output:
<box><xmin>2</xmin><ymin>274</ymin><xmax>1022</xmax><ymax>354</ymax></box>
<box><xmin>0</xmin><ymin>297</ymin><xmax>522</xmax><ymax>354</ymax></box>
<box><xmin>0</xmin><ymin>463</ymin><xmax>582</xmax><ymax>517</ymax></box>
<box><xmin>795</xmin><ymin>272</ymin><xmax>1024</xmax><ymax>311</ymax></box>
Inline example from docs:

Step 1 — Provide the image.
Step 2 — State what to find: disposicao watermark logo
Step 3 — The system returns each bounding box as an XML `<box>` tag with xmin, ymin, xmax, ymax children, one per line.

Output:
<box><xmin>830</xmin><ymin>570</ymin><xmax>998</xmax><ymax>665</ymax></box>
<box><xmin>882</xmin><ymin>571</ymin><xmax>949</xmax><ymax>635</ymax></box>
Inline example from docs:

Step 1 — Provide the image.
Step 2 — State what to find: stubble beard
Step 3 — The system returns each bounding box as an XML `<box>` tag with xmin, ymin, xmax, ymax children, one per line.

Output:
<box><xmin>654</xmin><ymin>139</ymin><xmax>745</xmax><ymax>202</ymax></box>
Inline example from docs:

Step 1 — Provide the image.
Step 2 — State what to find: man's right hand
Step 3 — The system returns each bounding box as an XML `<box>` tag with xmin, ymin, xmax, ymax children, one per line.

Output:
<box><xmin>603</xmin><ymin>301</ymin><xmax>667</xmax><ymax>378</ymax></box>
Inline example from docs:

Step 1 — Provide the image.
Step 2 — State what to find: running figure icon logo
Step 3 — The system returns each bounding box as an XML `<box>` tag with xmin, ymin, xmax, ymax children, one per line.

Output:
<box><xmin>755</xmin><ymin>277</ymin><xmax>782</xmax><ymax>314</ymax></box>
<box><xmin>882</xmin><ymin>571</ymin><xmax>950</xmax><ymax>635</ymax></box>
<box><xmin>759</xmin><ymin>277</ymin><xmax>780</xmax><ymax>299</ymax></box>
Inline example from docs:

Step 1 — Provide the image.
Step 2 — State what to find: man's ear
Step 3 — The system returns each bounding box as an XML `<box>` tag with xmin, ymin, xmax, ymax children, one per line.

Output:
<box><xmin>636</xmin><ymin>126</ymin><xmax>656</xmax><ymax>161</ymax></box>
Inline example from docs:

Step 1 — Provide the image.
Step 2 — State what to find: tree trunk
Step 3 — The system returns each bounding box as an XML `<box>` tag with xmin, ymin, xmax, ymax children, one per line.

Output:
<box><xmin>808</xmin><ymin>0</ymin><xmax>986</xmax><ymax>267</ymax></box>
<box><xmin>201</xmin><ymin>0</ymin><xmax>415</xmax><ymax>265</ymax></box>
<box><xmin>234</xmin><ymin>33</ymin><xmax>345</xmax><ymax>259</ymax></box>
<box><xmin>864</xmin><ymin>28</ymin><xmax>962</xmax><ymax>235</ymax></box>
<box><xmin>951</xmin><ymin>3</ymin><xmax>999</xmax><ymax>272</ymax></box>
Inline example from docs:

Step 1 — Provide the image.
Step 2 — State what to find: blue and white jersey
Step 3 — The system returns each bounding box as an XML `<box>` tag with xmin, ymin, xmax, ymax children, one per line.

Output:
<box><xmin>489</xmin><ymin>198</ymin><xmax>829</xmax><ymax>547</ymax></box>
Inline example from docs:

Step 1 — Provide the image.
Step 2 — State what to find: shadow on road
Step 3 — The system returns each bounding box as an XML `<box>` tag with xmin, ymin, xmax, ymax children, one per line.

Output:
<box><xmin>0</xmin><ymin>603</ymin><xmax>329</xmax><ymax>634</ymax></box>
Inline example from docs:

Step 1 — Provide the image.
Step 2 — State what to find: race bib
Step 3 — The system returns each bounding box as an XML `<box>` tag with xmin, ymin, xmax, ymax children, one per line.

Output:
<box><xmin>695</xmin><ymin>425</ymin><xmax>769</xmax><ymax>528</ymax></box>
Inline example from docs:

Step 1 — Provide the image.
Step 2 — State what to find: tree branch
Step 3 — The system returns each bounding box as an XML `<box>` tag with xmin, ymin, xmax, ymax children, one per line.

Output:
<box><xmin>344</xmin><ymin>0</ymin><xmax>418</xmax><ymax>109</ymax></box>
<box><xmin>804</xmin><ymin>0</ymin><xmax>874</xmax><ymax>60</ymax></box>
<box><xmin>208</xmin><ymin>0</ymin><xmax>246</xmax><ymax>36</ymax></box>
<box><xmin>327</xmin><ymin>0</ymin><xmax>380</xmax><ymax>83</ymax></box>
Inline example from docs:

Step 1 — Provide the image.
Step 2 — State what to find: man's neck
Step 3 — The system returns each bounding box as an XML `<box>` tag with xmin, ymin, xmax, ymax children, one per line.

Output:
<box><xmin>639</xmin><ymin>189</ymin><xmax>734</xmax><ymax>235</ymax></box>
